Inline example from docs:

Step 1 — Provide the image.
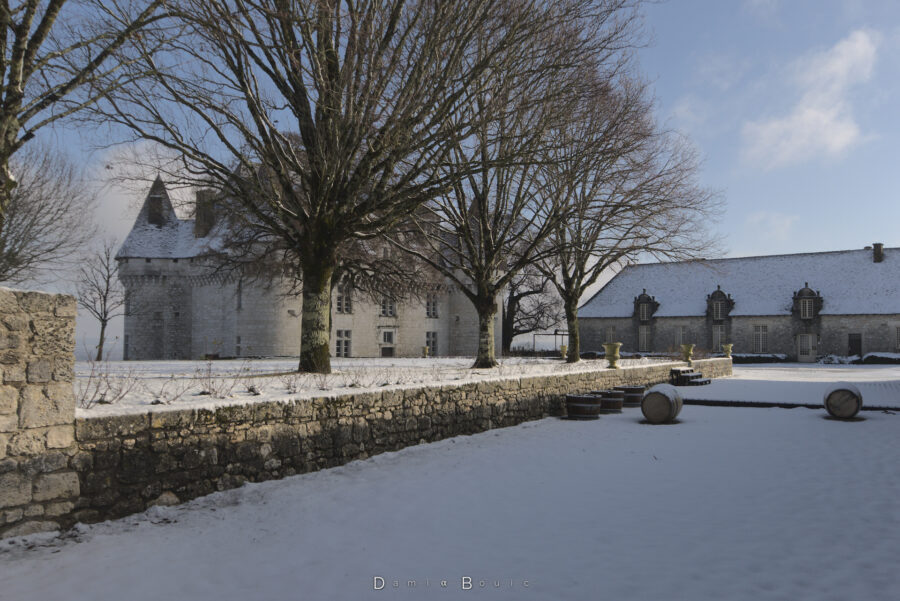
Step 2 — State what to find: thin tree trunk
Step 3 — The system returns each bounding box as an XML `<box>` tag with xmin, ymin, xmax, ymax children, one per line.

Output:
<box><xmin>95</xmin><ymin>320</ymin><xmax>107</xmax><ymax>362</ymax></box>
<box><xmin>298</xmin><ymin>263</ymin><xmax>333</xmax><ymax>373</ymax></box>
<box><xmin>473</xmin><ymin>300</ymin><xmax>499</xmax><ymax>368</ymax></box>
<box><xmin>565</xmin><ymin>302</ymin><xmax>579</xmax><ymax>363</ymax></box>
<box><xmin>501</xmin><ymin>297</ymin><xmax>515</xmax><ymax>354</ymax></box>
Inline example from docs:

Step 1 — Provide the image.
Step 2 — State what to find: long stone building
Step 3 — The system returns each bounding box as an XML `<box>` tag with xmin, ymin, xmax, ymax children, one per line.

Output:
<box><xmin>579</xmin><ymin>245</ymin><xmax>900</xmax><ymax>361</ymax></box>
<box><xmin>115</xmin><ymin>177</ymin><xmax>501</xmax><ymax>360</ymax></box>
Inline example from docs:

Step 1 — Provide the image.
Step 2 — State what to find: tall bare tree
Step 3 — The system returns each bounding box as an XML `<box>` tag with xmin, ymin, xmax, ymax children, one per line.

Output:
<box><xmin>0</xmin><ymin>144</ymin><xmax>94</xmax><ymax>283</ymax></box>
<box><xmin>0</xmin><ymin>0</ymin><xmax>166</xmax><ymax>244</ymax></box>
<box><xmin>393</xmin><ymin>0</ymin><xmax>642</xmax><ymax>367</ymax></box>
<box><xmin>540</xmin><ymin>76</ymin><xmax>721</xmax><ymax>362</ymax></box>
<box><xmin>95</xmin><ymin>0</ymin><xmax>564</xmax><ymax>373</ymax></box>
<box><xmin>77</xmin><ymin>239</ymin><xmax>125</xmax><ymax>361</ymax></box>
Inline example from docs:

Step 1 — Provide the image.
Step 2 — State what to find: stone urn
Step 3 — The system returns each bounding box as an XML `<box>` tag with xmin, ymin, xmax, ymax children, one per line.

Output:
<box><xmin>559</xmin><ymin>344</ymin><xmax>568</xmax><ymax>360</ymax></box>
<box><xmin>721</xmin><ymin>343</ymin><xmax>733</xmax><ymax>358</ymax></box>
<box><xmin>603</xmin><ymin>342</ymin><xmax>622</xmax><ymax>369</ymax></box>
<box><xmin>680</xmin><ymin>343</ymin><xmax>694</xmax><ymax>366</ymax></box>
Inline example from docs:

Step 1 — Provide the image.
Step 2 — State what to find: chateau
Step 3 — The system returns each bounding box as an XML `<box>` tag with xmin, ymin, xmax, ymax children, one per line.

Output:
<box><xmin>579</xmin><ymin>245</ymin><xmax>900</xmax><ymax>361</ymax></box>
<box><xmin>116</xmin><ymin>177</ymin><xmax>501</xmax><ymax>360</ymax></box>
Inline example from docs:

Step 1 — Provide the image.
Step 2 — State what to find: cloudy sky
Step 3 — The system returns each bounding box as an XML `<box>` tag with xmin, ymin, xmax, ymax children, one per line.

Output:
<box><xmin>639</xmin><ymin>0</ymin><xmax>900</xmax><ymax>256</ymax></box>
<box><xmin>40</xmin><ymin>0</ymin><xmax>900</xmax><ymax>355</ymax></box>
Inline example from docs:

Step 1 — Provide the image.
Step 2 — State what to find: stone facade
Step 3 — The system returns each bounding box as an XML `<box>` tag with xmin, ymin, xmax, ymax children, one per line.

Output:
<box><xmin>0</xmin><ymin>288</ymin><xmax>80</xmax><ymax>538</ymax></box>
<box><xmin>117</xmin><ymin>178</ymin><xmax>501</xmax><ymax>360</ymax></box>
<box><xmin>0</xmin><ymin>292</ymin><xmax>731</xmax><ymax>537</ymax></box>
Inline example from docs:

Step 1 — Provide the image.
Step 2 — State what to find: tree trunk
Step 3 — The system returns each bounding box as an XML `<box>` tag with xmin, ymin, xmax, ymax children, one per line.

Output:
<box><xmin>95</xmin><ymin>320</ymin><xmax>108</xmax><ymax>362</ymax></box>
<box><xmin>473</xmin><ymin>300</ymin><xmax>499</xmax><ymax>368</ymax></box>
<box><xmin>501</xmin><ymin>297</ymin><xmax>515</xmax><ymax>354</ymax></box>
<box><xmin>565</xmin><ymin>302</ymin><xmax>579</xmax><ymax>363</ymax></box>
<box><xmin>298</xmin><ymin>262</ymin><xmax>333</xmax><ymax>373</ymax></box>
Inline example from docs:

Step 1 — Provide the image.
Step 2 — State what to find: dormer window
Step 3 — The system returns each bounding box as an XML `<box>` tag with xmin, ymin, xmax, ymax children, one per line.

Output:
<box><xmin>793</xmin><ymin>283</ymin><xmax>822</xmax><ymax>320</ymax></box>
<box><xmin>706</xmin><ymin>286</ymin><xmax>734</xmax><ymax>321</ymax></box>
<box><xmin>634</xmin><ymin>289</ymin><xmax>659</xmax><ymax>322</ymax></box>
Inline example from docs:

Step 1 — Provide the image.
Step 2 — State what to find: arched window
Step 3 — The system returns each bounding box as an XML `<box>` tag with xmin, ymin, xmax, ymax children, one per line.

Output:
<box><xmin>792</xmin><ymin>283</ymin><xmax>822</xmax><ymax>320</ymax></box>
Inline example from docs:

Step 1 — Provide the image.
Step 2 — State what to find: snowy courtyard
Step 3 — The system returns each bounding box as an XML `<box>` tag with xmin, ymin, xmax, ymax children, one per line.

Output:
<box><xmin>3</xmin><ymin>402</ymin><xmax>899</xmax><ymax>600</ymax></box>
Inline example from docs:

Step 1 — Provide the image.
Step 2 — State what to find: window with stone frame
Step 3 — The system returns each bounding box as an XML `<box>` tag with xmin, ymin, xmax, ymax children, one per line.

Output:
<box><xmin>605</xmin><ymin>325</ymin><xmax>616</xmax><ymax>343</ymax></box>
<box><xmin>676</xmin><ymin>325</ymin><xmax>688</xmax><ymax>346</ymax></box>
<box><xmin>426</xmin><ymin>294</ymin><xmax>438</xmax><ymax>318</ymax></box>
<box><xmin>426</xmin><ymin>331</ymin><xmax>438</xmax><ymax>355</ymax></box>
<box><xmin>639</xmin><ymin>303</ymin><xmax>650</xmax><ymax>321</ymax></box>
<box><xmin>800</xmin><ymin>298</ymin><xmax>814</xmax><ymax>320</ymax></box>
<box><xmin>336</xmin><ymin>330</ymin><xmax>352</xmax><ymax>357</ymax></box>
<box><xmin>712</xmin><ymin>301</ymin><xmax>724</xmax><ymax>320</ymax></box>
<box><xmin>638</xmin><ymin>325</ymin><xmax>650</xmax><ymax>352</ymax></box>
<box><xmin>753</xmin><ymin>325</ymin><xmax>768</xmax><ymax>353</ymax></box>
<box><xmin>380</xmin><ymin>296</ymin><xmax>396</xmax><ymax>317</ymax></box>
<box><xmin>336</xmin><ymin>284</ymin><xmax>352</xmax><ymax>314</ymax></box>
<box><xmin>712</xmin><ymin>324</ymin><xmax>726</xmax><ymax>350</ymax></box>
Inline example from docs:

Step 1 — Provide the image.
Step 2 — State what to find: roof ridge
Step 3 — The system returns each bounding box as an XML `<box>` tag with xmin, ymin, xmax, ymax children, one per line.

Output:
<box><xmin>631</xmin><ymin>247</ymin><xmax>897</xmax><ymax>267</ymax></box>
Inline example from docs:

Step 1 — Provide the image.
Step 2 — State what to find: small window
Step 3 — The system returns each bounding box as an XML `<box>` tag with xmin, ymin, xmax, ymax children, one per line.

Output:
<box><xmin>380</xmin><ymin>297</ymin><xmax>396</xmax><ymax>317</ymax></box>
<box><xmin>605</xmin><ymin>325</ymin><xmax>616</xmax><ymax>344</ymax></box>
<box><xmin>676</xmin><ymin>325</ymin><xmax>687</xmax><ymax>347</ymax></box>
<box><xmin>800</xmin><ymin>298</ymin><xmax>814</xmax><ymax>319</ymax></box>
<box><xmin>712</xmin><ymin>301</ymin><xmax>724</xmax><ymax>320</ymax></box>
<box><xmin>383</xmin><ymin>330</ymin><xmax>394</xmax><ymax>344</ymax></box>
<box><xmin>426</xmin><ymin>294</ymin><xmax>438</xmax><ymax>318</ymax></box>
<box><xmin>638</xmin><ymin>325</ymin><xmax>650</xmax><ymax>352</ymax></box>
<box><xmin>145</xmin><ymin>258</ymin><xmax>151</xmax><ymax>263</ymax></box>
<box><xmin>174</xmin><ymin>312</ymin><xmax>180</xmax><ymax>319</ymax></box>
<box><xmin>336</xmin><ymin>330</ymin><xmax>352</xmax><ymax>358</ymax></box>
<box><xmin>336</xmin><ymin>284</ymin><xmax>352</xmax><ymax>314</ymax></box>
<box><xmin>639</xmin><ymin>303</ymin><xmax>650</xmax><ymax>321</ymax></box>
<box><xmin>426</xmin><ymin>331</ymin><xmax>438</xmax><ymax>355</ymax></box>
<box><xmin>173</xmin><ymin>258</ymin><xmax>179</xmax><ymax>263</ymax></box>
<box><xmin>753</xmin><ymin>325</ymin><xmax>768</xmax><ymax>353</ymax></box>
<box><xmin>162</xmin><ymin>276</ymin><xmax>167</xmax><ymax>283</ymax></box>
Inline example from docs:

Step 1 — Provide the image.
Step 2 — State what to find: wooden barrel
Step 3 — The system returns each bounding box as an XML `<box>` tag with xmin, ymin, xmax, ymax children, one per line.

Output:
<box><xmin>600</xmin><ymin>389</ymin><xmax>624</xmax><ymax>413</ymax></box>
<box><xmin>641</xmin><ymin>384</ymin><xmax>683</xmax><ymax>424</ymax></box>
<box><xmin>566</xmin><ymin>394</ymin><xmax>602</xmax><ymax>420</ymax></box>
<box><xmin>824</xmin><ymin>382</ymin><xmax>863</xmax><ymax>419</ymax></box>
<box><xmin>615</xmin><ymin>385</ymin><xmax>644</xmax><ymax>407</ymax></box>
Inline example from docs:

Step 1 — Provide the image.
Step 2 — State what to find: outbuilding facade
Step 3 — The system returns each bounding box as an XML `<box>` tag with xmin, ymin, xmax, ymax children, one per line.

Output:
<box><xmin>579</xmin><ymin>245</ymin><xmax>900</xmax><ymax>361</ymax></box>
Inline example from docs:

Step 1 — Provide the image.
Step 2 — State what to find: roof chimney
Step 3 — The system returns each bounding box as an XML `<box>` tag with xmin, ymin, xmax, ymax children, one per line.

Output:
<box><xmin>194</xmin><ymin>189</ymin><xmax>216</xmax><ymax>238</ymax></box>
<box><xmin>873</xmin><ymin>242</ymin><xmax>884</xmax><ymax>263</ymax></box>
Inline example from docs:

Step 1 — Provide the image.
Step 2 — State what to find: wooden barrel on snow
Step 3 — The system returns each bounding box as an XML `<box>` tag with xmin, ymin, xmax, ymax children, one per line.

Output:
<box><xmin>600</xmin><ymin>389</ymin><xmax>624</xmax><ymax>413</ymax></box>
<box><xmin>566</xmin><ymin>394</ymin><xmax>602</xmax><ymax>420</ymax></box>
<box><xmin>824</xmin><ymin>382</ymin><xmax>863</xmax><ymax>419</ymax></box>
<box><xmin>615</xmin><ymin>385</ymin><xmax>645</xmax><ymax>407</ymax></box>
<box><xmin>641</xmin><ymin>384</ymin><xmax>683</xmax><ymax>424</ymax></box>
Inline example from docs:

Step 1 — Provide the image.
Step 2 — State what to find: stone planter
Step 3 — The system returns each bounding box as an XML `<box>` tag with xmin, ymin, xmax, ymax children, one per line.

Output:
<box><xmin>559</xmin><ymin>344</ymin><xmax>568</xmax><ymax>359</ymax></box>
<box><xmin>603</xmin><ymin>342</ymin><xmax>622</xmax><ymax>369</ymax></box>
<box><xmin>680</xmin><ymin>343</ymin><xmax>694</xmax><ymax>366</ymax></box>
<box><xmin>721</xmin><ymin>343</ymin><xmax>733</xmax><ymax>358</ymax></box>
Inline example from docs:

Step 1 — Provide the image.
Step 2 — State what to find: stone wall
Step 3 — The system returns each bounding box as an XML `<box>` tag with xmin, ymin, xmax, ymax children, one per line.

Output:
<box><xmin>0</xmin><ymin>291</ymin><xmax>730</xmax><ymax>538</ymax></box>
<box><xmin>0</xmin><ymin>288</ymin><xmax>80</xmax><ymax>538</ymax></box>
<box><xmin>69</xmin><ymin>358</ymin><xmax>729</xmax><ymax>525</ymax></box>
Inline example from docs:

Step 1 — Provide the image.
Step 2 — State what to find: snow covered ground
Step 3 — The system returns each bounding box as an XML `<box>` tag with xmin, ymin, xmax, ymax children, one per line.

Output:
<box><xmin>3</xmin><ymin>405</ymin><xmax>900</xmax><ymax>600</ymax></box>
<box><xmin>74</xmin><ymin>356</ymin><xmax>663</xmax><ymax>417</ymax></box>
<box><xmin>686</xmin><ymin>364</ymin><xmax>900</xmax><ymax>408</ymax></box>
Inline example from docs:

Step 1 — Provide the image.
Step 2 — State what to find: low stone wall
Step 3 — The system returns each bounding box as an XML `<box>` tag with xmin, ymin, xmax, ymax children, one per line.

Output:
<box><xmin>0</xmin><ymin>289</ymin><xmax>79</xmax><ymax>538</ymax></box>
<box><xmin>0</xmin><ymin>287</ymin><xmax>731</xmax><ymax>538</ymax></box>
<box><xmin>69</xmin><ymin>358</ymin><xmax>730</xmax><ymax>525</ymax></box>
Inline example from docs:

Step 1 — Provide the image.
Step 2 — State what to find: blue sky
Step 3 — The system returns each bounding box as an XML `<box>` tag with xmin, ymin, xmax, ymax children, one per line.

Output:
<box><xmin>638</xmin><ymin>0</ymin><xmax>900</xmax><ymax>257</ymax></box>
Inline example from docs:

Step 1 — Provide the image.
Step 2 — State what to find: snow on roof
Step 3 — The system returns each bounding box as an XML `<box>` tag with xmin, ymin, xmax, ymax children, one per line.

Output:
<box><xmin>580</xmin><ymin>247</ymin><xmax>900</xmax><ymax>318</ymax></box>
<box><xmin>116</xmin><ymin>177</ymin><xmax>225</xmax><ymax>259</ymax></box>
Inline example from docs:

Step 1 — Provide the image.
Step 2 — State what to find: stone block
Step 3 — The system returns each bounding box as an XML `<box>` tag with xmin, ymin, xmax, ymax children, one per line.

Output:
<box><xmin>46</xmin><ymin>425</ymin><xmax>75</xmax><ymax>449</ymax></box>
<box><xmin>2</xmin><ymin>520</ymin><xmax>59</xmax><ymax>537</ymax></box>
<box><xmin>19</xmin><ymin>384</ymin><xmax>74</xmax><ymax>428</ymax></box>
<box><xmin>0</xmin><ymin>413</ymin><xmax>16</xmax><ymax>433</ymax></box>
<box><xmin>54</xmin><ymin>297</ymin><xmax>77</xmax><ymax>317</ymax></box>
<box><xmin>3</xmin><ymin>365</ymin><xmax>25</xmax><ymax>384</ymax></box>
<box><xmin>0</xmin><ymin>433</ymin><xmax>6</xmax><ymax>459</ymax></box>
<box><xmin>17</xmin><ymin>291</ymin><xmax>56</xmax><ymax>315</ymax></box>
<box><xmin>2</xmin><ymin>507</ymin><xmax>23</xmax><ymax>523</ymax></box>
<box><xmin>0</xmin><ymin>472</ymin><xmax>32</xmax><ymax>508</ymax></box>
<box><xmin>32</xmin><ymin>472</ymin><xmax>79</xmax><ymax>502</ymax></box>
<box><xmin>7</xmin><ymin>431</ymin><xmax>44</xmax><ymax>455</ymax></box>
<box><xmin>21</xmin><ymin>451</ymin><xmax>68</xmax><ymax>476</ymax></box>
<box><xmin>45</xmin><ymin>501</ymin><xmax>74</xmax><ymax>518</ymax></box>
<box><xmin>0</xmin><ymin>385</ymin><xmax>17</xmax><ymax>414</ymax></box>
<box><xmin>0</xmin><ymin>289</ymin><xmax>18</xmax><ymax>314</ymax></box>
<box><xmin>24</xmin><ymin>504</ymin><xmax>44</xmax><ymax>518</ymax></box>
<box><xmin>1</xmin><ymin>314</ymin><xmax>27</xmax><ymax>332</ymax></box>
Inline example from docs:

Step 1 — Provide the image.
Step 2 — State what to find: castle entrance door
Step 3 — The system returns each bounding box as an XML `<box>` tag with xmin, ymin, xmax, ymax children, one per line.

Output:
<box><xmin>797</xmin><ymin>334</ymin><xmax>815</xmax><ymax>363</ymax></box>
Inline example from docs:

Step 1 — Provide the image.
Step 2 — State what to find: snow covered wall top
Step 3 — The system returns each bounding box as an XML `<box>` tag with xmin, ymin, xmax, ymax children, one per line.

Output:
<box><xmin>580</xmin><ymin>247</ymin><xmax>900</xmax><ymax>318</ymax></box>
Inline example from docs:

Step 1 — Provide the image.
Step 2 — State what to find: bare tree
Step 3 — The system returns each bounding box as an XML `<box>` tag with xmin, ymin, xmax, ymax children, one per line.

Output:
<box><xmin>0</xmin><ymin>0</ymin><xmax>166</xmax><ymax>243</ymax></box>
<box><xmin>393</xmin><ymin>1</ymin><xmax>642</xmax><ymax>367</ymax></box>
<box><xmin>95</xmin><ymin>0</ymin><xmax>563</xmax><ymax>373</ymax></box>
<box><xmin>77</xmin><ymin>240</ymin><xmax>125</xmax><ymax>361</ymax></box>
<box><xmin>501</xmin><ymin>266</ymin><xmax>563</xmax><ymax>354</ymax></box>
<box><xmin>540</xmin><ymin>75</ymin><xmax>722</xmax><ymax>362</ymax></box>
<box><xmin>0</xmin><ymin>145</ymin><xmax>95</xmax><ymax>283</ymax></box>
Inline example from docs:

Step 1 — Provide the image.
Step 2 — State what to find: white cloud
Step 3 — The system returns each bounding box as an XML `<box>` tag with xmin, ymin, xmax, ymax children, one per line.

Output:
<box><xmin>741</xmin><ymin>29</ymin><xmax>880</xmax><ymax>169</ymax></box>
<box><xmin>746</xmin><ymin>211</ymin><xmax>800</xmax><ymax>243</ymax></box>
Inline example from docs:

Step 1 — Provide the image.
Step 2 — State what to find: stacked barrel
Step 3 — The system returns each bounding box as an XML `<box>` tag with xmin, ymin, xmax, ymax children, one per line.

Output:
<box><xmin>565</xmin><ymin>386</ymin><xmax>645</xmax><ymax>419</ymax></box>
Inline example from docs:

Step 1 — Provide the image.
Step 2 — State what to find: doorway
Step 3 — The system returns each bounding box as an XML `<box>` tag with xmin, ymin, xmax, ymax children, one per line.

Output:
<box><xmin>848</xmin><ymin>333</ymin><xmax>862</xmax><ymax>357</ymax></box>
<box><xmin>797</xmin><ymin>334</ymin><xmax>815</xmax><ymax>363</ymax></box>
